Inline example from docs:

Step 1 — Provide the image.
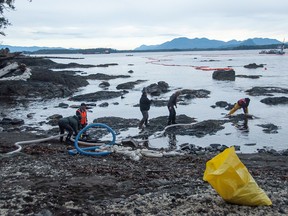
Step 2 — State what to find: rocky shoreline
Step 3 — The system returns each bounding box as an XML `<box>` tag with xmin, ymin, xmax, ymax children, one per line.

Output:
<box><xmin>0</xmin><ymin>55</ymin><xmax>288</xmax><ymax>215</ymax></box>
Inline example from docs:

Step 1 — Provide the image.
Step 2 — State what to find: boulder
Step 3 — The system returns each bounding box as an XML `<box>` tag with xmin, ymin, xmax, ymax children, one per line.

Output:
<box><xmin>212</xmin><ymin>69</ymin><xmax>235</xmax><ymax>81</ymax></box>
<box><xmin>146</xmin><ymin>81</ymin><xmax>169</xmax><ymax>96</ymax></box>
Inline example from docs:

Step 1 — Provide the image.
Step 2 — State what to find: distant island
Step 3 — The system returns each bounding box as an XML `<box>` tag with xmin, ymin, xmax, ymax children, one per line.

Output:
<box><xmin>134</xmin><ymin>37</ymin><xmax>285</xmax><ymax>51</ymax></box>
<box><xmin>0</xmin><ymin>37</ymin><xmax>286</xmax><ymax>54</ymax></box>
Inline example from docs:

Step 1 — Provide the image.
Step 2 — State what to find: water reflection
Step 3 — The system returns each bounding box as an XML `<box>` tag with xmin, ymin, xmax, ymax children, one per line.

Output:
<box><xmin>166</xmin><ymin>132</ymin><xmax>177</xmax><ymax>150</ymax></box>
<box><xmin>233</xmin><ymin>117</ymin><xmax>249</xmax><ymax>133</ymax></box>
<box><xmin>141</xmin><ymin>134</ymin><xmax>150</xmax><ymax>149</ymax></box>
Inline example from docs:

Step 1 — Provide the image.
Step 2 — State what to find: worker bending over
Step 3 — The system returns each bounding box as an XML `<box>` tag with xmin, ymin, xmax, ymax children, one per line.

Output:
<box><xmin>227</xmin><ymin>98</ymin><xmax>250</xmax><ymax>116</ymax></box>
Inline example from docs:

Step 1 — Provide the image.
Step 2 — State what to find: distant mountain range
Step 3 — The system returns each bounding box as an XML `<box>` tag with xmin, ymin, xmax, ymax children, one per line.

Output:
<box><xmin>134</xmin><ymin>37</ymin><xmax>284</xmax><ymax>51</ymax></box>
<box><xmin>0</xmin><ymin>37</ymin><xmax>285</xmax><ymax>53</ymax></box>
<box><xmin>0</xmin><ymin>45</ymin><xmax>68</xmax><ymax>52</ymax></box>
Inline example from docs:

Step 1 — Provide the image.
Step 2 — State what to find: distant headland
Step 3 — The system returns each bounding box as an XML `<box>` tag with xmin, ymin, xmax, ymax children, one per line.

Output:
<box><xmin>0</xmin><ymin>37</ymin><xmax>286</xmax><ymax>54</ymax></box>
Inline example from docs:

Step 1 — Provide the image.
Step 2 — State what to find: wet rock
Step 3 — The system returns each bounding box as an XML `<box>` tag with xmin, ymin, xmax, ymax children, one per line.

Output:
<box><xmin>233</xmin><ymin>145</ymin><xmax>241</xmax><ymax>151</ymax></box>
<box><xmin>99</xmin><ymin>102</ymin><xmax>109</xmax><ymax>107</ymax></box>
<box><xmin>86</xmin><ymin>73</ymin><xmax>130</xmax><ymax>80</ymax></box>
<box><xmin>212</xmin><ymin>101</ymin><xmax>234</xmax><ymax>110</ymax></box>
<box><xmin>244</xmin><ymin>63</ymin><xmax>264</xmax><ymax>68</ymax></box>
<box><xmin>0</xmin><ymin>117</ymin><xmax>24</xmax><ymax>125</ymax></box>
<box><xmin>95</xmin><ymin>116</ymin><xmax>139</xmax><ymax>131</ymax></box>
<box><xmin>245</xmin><ymin>86</ymin><xmax>288</xmax><ymax>96</ymax></box>
<box><xmin>116</xmin><ymin>80</ymin><xmax>146</xmax><ymax>90</ymax></box>
<box><xmin>27</xmin><ymin>113</ymin><xmax>35</xmax><ymax>118</ymax></box>
<box><xmin>212</xmin><ymin>69</ymin><xmax>235</xmax><ymax>81</ymax></box>
<box><xmin>244</xmin><ymin>143</ymin><xmax>256</xmax><ymax>146</ymax></box>
<box><xmin>210</xmin><ymin>143</ymin><xmax>221</xmax><ymax>149</ymax></box>
<box><xmin>69</xmin><ymin>90</ymin><xmax>126</xmax><ymax>102</ymax></box>
<box><xmin>0</xmin><ymin>60</ymin><xmax>89</xmax><ymax>100</ymax></box>
<box><xmin>14</xmin><ymin>56</ymin><xmax>60</xmax><ymax>68</ymax></box>
<box><xmin>260</xmin><ymin>96</ymin><xmax>288</xmax><ymax>105</ymax></box>
<box><xmin>214</xmin><ymin>101</ymin><xmax>229</xmax><ymax>108</ymax></box>
<box><xmin>95</xmin><ymin>63</ymin><xmax>118</xmax><ymax>67</ymax></box>
<box><xmin>145</xmin><ymin>81</ymin><xmax>170</xmax><ymax>96</ymax></box>
<box><xmin>46</xmin><ymin>114</ymin><xmax>63</xmax><ymax>126</ymax></box>
<box><xmin>181</xmin><ymin>89</ymin><xmax>210</xmax><ymax>99</ymax></box>
<box><xmin>180</xmin><ymin>143</ymin><xmax>195</xmax><ymax>151</ymax></box>
<box><xmin>172</xmin><ymin>119</ymin><xmax>226</xmax><ymax>138</ymax></box>
<box><xmin>146</xmin><ymin>83</ymin><xmax>163</xmax><ymax>96</ymax></box>
<box><xmin>236</xmin><ymin>75</ymin><xmax>261</xmax><ymax>79</ymax></box>
<box><xmin>257</xmin><ymin>123</ymin><xmax>279</xmax><ymax>133</ymax></box>
<box><xmin>58</xmin><ymin>102</ymin><xmax>69</xmax><ymax>108</ymax></box>
<box><xmin>99</xmin><ymin>81</ymin><xmax>110</xmax><ymax>88</ymax></box>
<box><xmin>206</xmin><ymin>143</ymin><xmax>228</xmax><ymax>153</ymax></box>
<box><xmin>268</xmin><ymin>149</ymin><xmax>280</xmax><ymax>156</ymax></box>
<box><xmin>153</xmin><ymin>115</ymin><xmax>196</xmax><ymax>129</ymax></box>
<box><xmin>16</xmin><ymin>56</ymin><xmax>96</xmax><ymax>69</ymax></box>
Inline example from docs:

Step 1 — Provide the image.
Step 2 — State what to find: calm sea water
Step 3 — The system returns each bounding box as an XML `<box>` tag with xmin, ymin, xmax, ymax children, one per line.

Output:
<box><xmin>5</xmin><ymin>50</ymin><xmax>288</xmax><ymax>153</ymax></box>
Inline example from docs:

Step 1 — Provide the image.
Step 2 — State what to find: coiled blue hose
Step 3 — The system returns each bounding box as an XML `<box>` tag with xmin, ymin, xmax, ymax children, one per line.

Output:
<box><xmin>68</xmin><ymin>123</ymin><xmax>116</xmax><ymax>156</ymax></box>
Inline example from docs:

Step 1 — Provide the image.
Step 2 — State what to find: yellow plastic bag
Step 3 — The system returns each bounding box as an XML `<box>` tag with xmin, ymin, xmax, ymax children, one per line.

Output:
<box><xmin>203</xmin><ymin>146</ymin><xmax>272</xmax><ymax>206</ymax></box>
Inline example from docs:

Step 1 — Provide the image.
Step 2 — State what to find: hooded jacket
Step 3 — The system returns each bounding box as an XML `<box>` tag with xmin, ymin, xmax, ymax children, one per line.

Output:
<box><xmin>140</xmin><ymin>93</ymin><xmax>151</xmax><ymax>111</ymax></box>
<box><xmin>59</xmin><ymin>115</ymin><xmax>81</xmax><ymax>135</ymax></box>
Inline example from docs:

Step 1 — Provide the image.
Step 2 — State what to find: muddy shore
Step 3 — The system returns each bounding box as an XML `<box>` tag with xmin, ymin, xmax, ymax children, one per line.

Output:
<box><xmin>0</xmin><ymin>131</ymin><xmax>288</xmax><ymax>215</ymax></box>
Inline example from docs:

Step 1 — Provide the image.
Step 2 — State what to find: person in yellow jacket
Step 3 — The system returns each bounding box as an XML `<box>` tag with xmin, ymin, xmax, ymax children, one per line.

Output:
<box><xmin>227</xmin><ymin>98</ymin><xmax>250</xmax><ymax>116</ymax></box>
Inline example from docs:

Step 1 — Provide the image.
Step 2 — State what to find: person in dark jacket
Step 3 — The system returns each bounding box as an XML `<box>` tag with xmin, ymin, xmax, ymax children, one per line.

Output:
<box><xmin>227</xmin><ymin>98</ymin><xmax>250</xmax><ymax>116</ymax></box>
<box><xmin>58</xmin><ymin>115</ymin><xmax>81</xmax><ymax>143</ymax></box>
<box><xmin>139</xmin><ymin>89</ymin><xmax>152</xmax><ymax>129</ymax></box>
<box><xmin>167</xmin><ymin>90</ymin><xmax>181</xmax><ymax>125</ymax></box>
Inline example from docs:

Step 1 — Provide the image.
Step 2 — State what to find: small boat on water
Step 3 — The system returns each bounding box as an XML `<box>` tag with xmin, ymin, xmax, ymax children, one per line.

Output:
<box><xmin>259</xmin><ymin>41</ymin><xmax>285</xmax><ymax>55</ymax></box>
<box><xmin>259</xmin><ymin>49</ymin><xmax>285</xmax><ymax>55</ymax></box>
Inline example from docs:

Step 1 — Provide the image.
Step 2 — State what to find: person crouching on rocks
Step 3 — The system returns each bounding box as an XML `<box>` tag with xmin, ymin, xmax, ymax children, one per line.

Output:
<box><xmin>227</xmin><ymin>98</ymin><xmax>250</xmax><ymax>116</ymax></box>
<box><xmin>58</xmin><ymin>115</ymin><xmax>81</xmax><ymax>144</ymax></box>
<box><xmin>139</xmin><ymin>88</ymin><xmax>152</xmax><ymax>129</ymax></box>
<box><xmin>167</xmin><ymin>90</ymin><xmax>181</xmax><ymax>125</ymax></box>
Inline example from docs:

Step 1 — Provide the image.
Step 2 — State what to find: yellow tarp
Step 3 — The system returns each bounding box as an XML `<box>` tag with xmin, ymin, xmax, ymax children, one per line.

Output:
<box><xmin>203</xmin><ymin>146</ymin><xmax>272</xmax><ymax>206</ymax></box>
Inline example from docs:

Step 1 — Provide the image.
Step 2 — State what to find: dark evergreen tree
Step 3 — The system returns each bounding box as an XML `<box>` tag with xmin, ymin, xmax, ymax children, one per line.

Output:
<box><xmin>0</xmin><ymin>0</ymin><xmax>17</xmax><ymax>35</ymax></box>
<box><xmin>0</xmin><ymin>0</ymin><xmax>30</xmax><ymax>36</ymax></box>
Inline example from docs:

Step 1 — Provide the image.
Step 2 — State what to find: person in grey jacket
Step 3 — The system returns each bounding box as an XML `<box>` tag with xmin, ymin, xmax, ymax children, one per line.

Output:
<box><xmin>58</xmin><ymin>115</ymin><xmax>81</xmax><ymax>143</ymax></box>
<box><xmin>167</xmin><ymin>90</ymin><xmax>181</xmax><ymax>125</ymax></box>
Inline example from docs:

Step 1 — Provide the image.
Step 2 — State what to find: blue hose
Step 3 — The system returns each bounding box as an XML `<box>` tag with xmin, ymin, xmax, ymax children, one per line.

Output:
<box><xmin>68</xmin><ymin>123</ymin><xmax>116</xmax><ymax>156</ymax></box>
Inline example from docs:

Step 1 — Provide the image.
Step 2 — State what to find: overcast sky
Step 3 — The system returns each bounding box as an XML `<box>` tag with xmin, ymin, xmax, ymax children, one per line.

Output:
<box><xmin>1</xmin><ymin>0</ymin><xmax>287</xmax><ymax>50</ymax></box>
